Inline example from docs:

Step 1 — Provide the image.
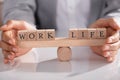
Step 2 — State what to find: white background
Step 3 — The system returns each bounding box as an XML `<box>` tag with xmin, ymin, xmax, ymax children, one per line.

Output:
<box><xmin>0</xmin><ymin>46</ymin><xmax>120</xmax><ymax>80</ymax></box>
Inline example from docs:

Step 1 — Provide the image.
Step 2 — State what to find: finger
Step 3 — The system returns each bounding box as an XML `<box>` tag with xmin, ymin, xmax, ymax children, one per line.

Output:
<box><xmin>90</xmin><ymin>18</ymin><xmax>120</xmax><ymax>30</ymax></box>
<box><xmin>102</xmin><ymin>41</ymin><xmax>120</xmax><ymax>51</ymax></box>
<box><xmin>1</xmin><ymin>41</ymin><xmax>18</xmax><ymax>52</ymax></box>
<box><xmin>0</xmin><ymin>20</ymin><xmax>35</xmax><ymax>31</ymax></box>
<box><xmin>90</xmin><ymin>46</ymin><xmax>104</xmax><ymax>56</ymax></box>
<box><xmin>98</xmin><ymin>18</ymin><xmax>120</xmax><ymax>30</ymax></box>
<box><xmin>4</xmin><ymin>58</ymin><xmax>14</xmax><ymax>64</ymax></box>
<box><xmin>4</xmin><ymin>58</ymin><xmax>9</xmax><ymax>64</ymax></box>
<box><xmin>2</xmin><ymin>50</ymin><xmax>15</xmax><ymax>60</ymax></box>
<box><xmin>90</xmin><ymin>18</ymin><xmax>111</xmax><ymax>28</ymax></box>
<box><xmin>107</xmin><ymin>18</ymin><xmax>120</xmax><ymax>30</ymax></box>
<box><xmin>106</xmin><ymin>30</ymin><xmax>119</xmax><ymax>43</ymax></box>
<box><xmin>2</xmin><ymin>30</ymin><xmax>16</xmax><ymax>45</ymax></box>
<box><xmin>107</xmin><ymin>56</ymin><xmax>116</xmax><ymax>62</ymax></box>
<box><xmin>2</xmin><ymin>49</ymin><xmax>15</xmax><ymax>64</ymax></box>
<box><xmin>103</xmin><ymin>50</ymin><xmax>118</xmax><ymax>58</ymax></box>
<box><xmin>3</xmin><ymin>52</ymin><xmax>13</xmax><ymax>64</ymax></box>
<box><xmin>0</xmin><ymin>20</ymin><xmax>27</xmax><ymax>31</ymax></box>
<box><xmin>111</xmin><ymin>17</ymin><xmax>120</xmax><ymax>30</ymax></box>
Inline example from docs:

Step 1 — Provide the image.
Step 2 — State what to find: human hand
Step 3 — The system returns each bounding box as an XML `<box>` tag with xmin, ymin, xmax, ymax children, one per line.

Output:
<box><xmin>90</xmin><ymin>18</ymin><xmax>120</xmax><ymax>62</ymax></box>
<box><xmin>0</xmin><ymin>20</ymin><xmax>36</xmax><ymax>64</ymax></box>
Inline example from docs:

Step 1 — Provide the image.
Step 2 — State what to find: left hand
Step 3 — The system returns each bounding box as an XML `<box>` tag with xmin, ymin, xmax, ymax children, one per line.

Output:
<box><xmin>90</xmin><ymin>18</ymin><xmax>120</xmax><ymax>62</ymax></box>
<box><xmin>0</xmin><ymin>20</ymin><xmax>34</xmax><ymax>64</ymax></box>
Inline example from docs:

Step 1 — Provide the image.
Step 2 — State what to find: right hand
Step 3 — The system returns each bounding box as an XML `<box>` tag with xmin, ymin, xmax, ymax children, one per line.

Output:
<box><xmin>0</xmin><ymin>20</ymin><xmax>36</xmax><ymax>64</ymax></box>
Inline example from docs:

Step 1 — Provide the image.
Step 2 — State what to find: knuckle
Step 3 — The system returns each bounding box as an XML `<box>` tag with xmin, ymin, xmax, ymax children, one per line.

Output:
<box><xmin>110</xmin><ymin>44</ymin><xmax>115</xmax><ymax>47</ymax></box>
<box><xmin>21</xmin><ymin>21</ymin><xmax>26</xmax><ymax>25</ymax></box>
<box><xmin>2</xmin><ymin>31</ymin><xmax>11</xmax><ymax>42</ymax></box>
<box><xmin>20</xmin><ymin>21</ymin><xmax>28</xmax><ymax>27</ymax></box>
<box><xmin>7</xmin><ymin>20</ymin><xmax>14</xmax><ymax>24</ymax></box>
<box><xmin>110</xmin><ymin>43</ymin><xmax>119</xmax><ymax>50</ymax></box>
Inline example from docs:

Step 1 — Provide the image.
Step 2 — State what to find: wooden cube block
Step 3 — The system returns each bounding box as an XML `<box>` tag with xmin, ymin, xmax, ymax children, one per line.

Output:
<box><xmin>88</xmin><ymin>28</ymin><xmax>97</xmax><ymax>39</ymax></box>
<box><xmin>18</xmin><ymin>30</ymin><xmax>27</xmax><ymax>41</ymax></box>
<box><xmin>69</xmin><ymin>28</ymin><xmax>79</xmax><ymax>39</ymax></box>
<box><xmin>27</xmin><ymin>30</ymin><xmax>37</xmax><ymax>41</ymax></box>
<box><xmin>97</xmin><ymin>28</ymin><xmax>107</xmax><ymax>39</ymax></box>
<box><xmin>37</xmin><ymin>30</ymin><xmax>46</xmax><ymax>40</ymax></box>
<box><xmin>78</xmin><ymin>28</ymin><xmax>88</xmax><ymax>39</ymax></box>
<box><xmin>45</xmin><ymin>29</ymin><xmax>55</xmax><ymax>40</ymax></box>
<box><xmin>57</xmin><ymin>47</ymin><xmax>72</xmax><ymax>61</ymax></box>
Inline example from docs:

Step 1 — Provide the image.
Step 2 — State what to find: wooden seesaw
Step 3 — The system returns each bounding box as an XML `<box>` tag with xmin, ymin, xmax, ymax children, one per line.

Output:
<box><xmin>17</xmin><ymin>28</ymin><xmax>107</xmax><ymax>61</ymax></box>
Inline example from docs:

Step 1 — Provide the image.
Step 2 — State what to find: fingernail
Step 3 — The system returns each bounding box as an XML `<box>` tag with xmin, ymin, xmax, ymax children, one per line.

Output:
<box><xmin>104</xmin><ymin>52</ymin><xmax>110</xmax><ymax>57</ymax></box>
<box><xmin>103</xmin><ymin>46</ymin><xmax>109</xmax><ymax>50</ymax></box>
<box><xmin>12</xmin><ymin>48</ymin><xmax>17</xmax><ymax>52</ymax></box>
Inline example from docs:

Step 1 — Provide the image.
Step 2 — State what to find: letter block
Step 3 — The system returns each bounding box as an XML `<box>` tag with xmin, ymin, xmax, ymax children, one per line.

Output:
<box><xmin>79</xmin><ymin>28</ymin><xmax>88</xmax><ymax>39</ymax></box>
<box><xmin>37</xmin><ymin>30</ymin><xmax>46</xmax><ymax>40</ymax></box>
<box><xmin>88</xmin><ymin>28</ymin><xmax>97</xmax><ymax>39</ymax></box>
<box><xmin>97</xmin><ymin>28</ymin><xmax>107</xmax><ymax>39</ymax></box>
<box><xmin>45</xmin><ymin>29</ymin><xmax>55</xmax><ymax>40</ymax></box>
<box><xmin>18</xmin><ymin>30</ymin><xmax>27</xmax><ymax>41</ymax></box>
<box><xmin>27</xmin><ymin>30</ymin><xmax>37</xmax><ymax>41</ymax></box>
<box><xmin>69</xmin><ymin>28</ymin><xmax>78</xmax><ymax>39</ymax></box>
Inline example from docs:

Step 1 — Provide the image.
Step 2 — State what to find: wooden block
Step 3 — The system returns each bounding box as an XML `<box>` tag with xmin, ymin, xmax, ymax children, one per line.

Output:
<box><xmin>78</xmin><ymin>28</ymin><xmax>88</xmax><ymax>39</ymax></box>
<box><xmin>88</xmin><ymin>28</ymin><xmax>97</xmax><ymax>39</ymax></box>
<box><xmin>37</xmin><ymin>30</ymin><xmax>46</xmax><ymax>40</ymax></box>
<box><xmin>97</xmin><ymin>28</ymin><xmax>107</xmax><ymax>39</ymax></box>
<box><xmin>45</xmin><ymin>29</ymin><xmax>55</xmax><ymax>40</ymax></box>
<box><xmin>18</xmin><ymin>38</ymin><xmax>106</xmax><ymax>48</ymax></box>
<box><xmin>57</xmin><ymin>47</ymin><xmax>72</xmax><ymax>61</ymax></box>
<box><xmin>27</xmin><ymin>30</ymin><xmax>37</xmax><ymax>41</ymax></box>
<box><xmin>18</xmin><ymin>30</ymin><xmax>27</xmax><ymax>41</ymax></box>
<box><xmin>69</xmin><ymin>28</ymin><xmax>79</xmax><ymax>39</ymax></box>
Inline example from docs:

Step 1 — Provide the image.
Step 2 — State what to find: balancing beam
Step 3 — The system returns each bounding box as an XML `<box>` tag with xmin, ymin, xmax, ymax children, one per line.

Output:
<box><xmin>18</xmin><ymin>38</ymin><xmax>106</xmax><ymax>48</ymax></box>
<box><xmin>17</xmin><ymin>28</ymin><xmax>106</xmax><ymax>48</ymax></box>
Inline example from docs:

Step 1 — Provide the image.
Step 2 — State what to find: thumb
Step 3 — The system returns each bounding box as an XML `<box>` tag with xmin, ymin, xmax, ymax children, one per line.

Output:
<box><xmin>0</xmin><ymin>21</ymin><xmax>27</xmax><ymax>31</ymax></box>
<box><xmin>0</xmin><ymin>20</ymin><xmax>36</xmax><ymax>31</ymax></box>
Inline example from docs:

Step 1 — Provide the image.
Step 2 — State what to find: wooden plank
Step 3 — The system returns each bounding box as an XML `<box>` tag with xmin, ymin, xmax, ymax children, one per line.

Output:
<box><xmin>18</xmin><ymin>38</ymin><xmax>106</xmax><ymax>48</ymax></box>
